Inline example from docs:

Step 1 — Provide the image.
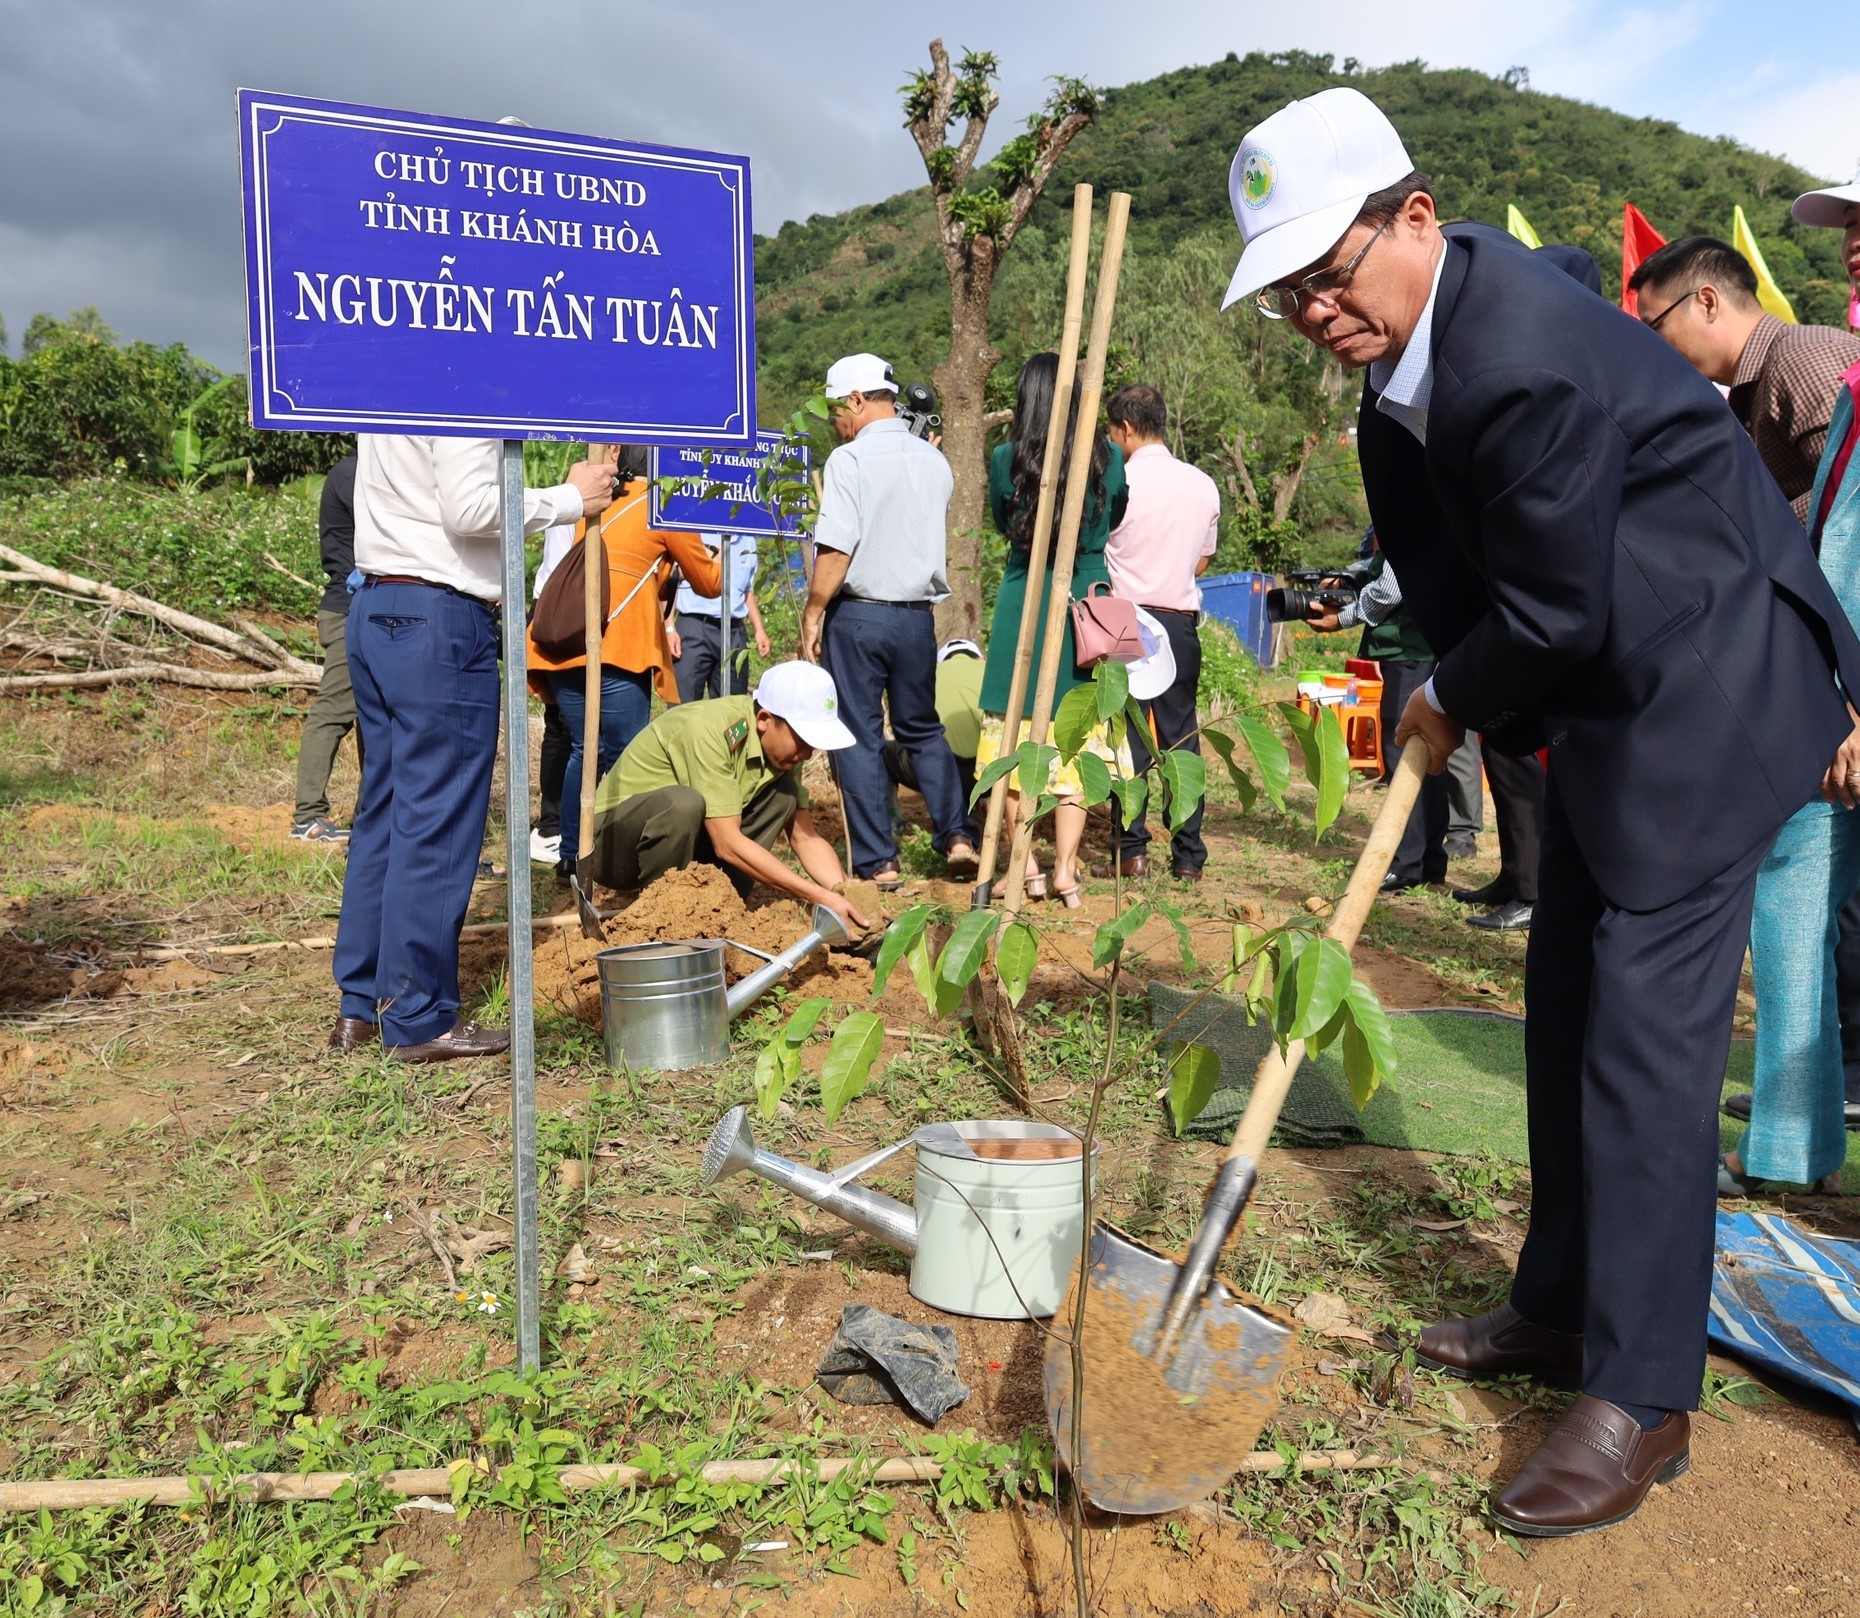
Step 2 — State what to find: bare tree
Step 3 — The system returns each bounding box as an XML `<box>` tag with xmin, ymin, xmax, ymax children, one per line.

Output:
<box><xmin>902</xmin><ymin>42</ymin><xmax>1097</xmax><ymax>639</ymax></box>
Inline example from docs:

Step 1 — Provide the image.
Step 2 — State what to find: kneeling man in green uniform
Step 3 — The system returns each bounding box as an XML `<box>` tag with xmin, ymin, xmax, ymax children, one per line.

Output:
<box><xmin>589</xmin><ymin>660</ymin><xmax>872</xmax><ymax>938</ymax></box>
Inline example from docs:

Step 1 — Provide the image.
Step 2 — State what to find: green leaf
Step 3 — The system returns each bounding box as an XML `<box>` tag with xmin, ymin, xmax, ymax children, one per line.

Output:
<box><xmin>781</xmin><ymin>997</ymin><xmax>831</xmax><ymax>1046</ymax></box>
<box><xmin>1340</xmin><ymin>978</ymin><xmax>1397</xmax><ymax>1108</ymax></box>
<box><xmin>1167</xmin><ymin>1043</ymin><xmax>1222</xmax><ymax>1135</ymax></box>
<box><xmin>968</xmin><ymin>752</ymin><xmax>1020</xmax><ymax>808</ymax></box>
<box><xmin>1091</xmin><ymin>900</ymin><xmax>1150</xmax><ymax>969</ymax></box>
<box><xmin>996</xmin><ymin>921</ymin><xmax>1038</xmax><ymax>1006</ymax></box>
<box><xmin>1201</xmin><ymin>727</ymin><xmax>1257</xmax><ymax>813</ymax></box>
<box><xmin>872</xmin><ymin>904</ymin><xmax>935</xmax><ymax>996</ymax></box>
<box><xmin>937</xmin><ymin>910</ymin><xmax>999</xmax><ymax>994</ymax></box>
<box><xmin>907</xmin><ymin>930</ymin><xmax>940</xmax><ymax>1015</ymax></box>
<box><xmin>1108</xmin><ymin>773</ymin><xmax>1148</xmax><ymax>832</ymax></box>
<box><xmin>1287</xmin><ymin>936</ymin><xmax>1353</xmax><ymax>1042</ymax></box>
<box><xmin>820</xmin><ymin>1011</ymin><xmax>885</xmax><ymax>1124</ymax></box>
<box><xmin>1093</xmin><ymin>658</ymin><xmax>1130</xmax><ymax>720</ymax></box>
<box><xmin>1278</xmin><ymin>701</ymin><xmax>1351</xmax><ymax>838</ymax></box>
<box><xmin>1015</xmin><ymin>741</ymin><xmax>1057</xmax><ymax>799</ymax></box>
<box><xmin>1152</xmin><ymin>893</ymin><xmax>1196</xmax><ymax>973</ymax></box>
<box><xmin>752</xmin><ymin>1039</ymin><xmax>788</xmax><ymax>1121</ymax></box>
<box><xmin>1052</xmin><ymin>685</ymin><xmax>1098</xmax><ymax>761</ymax></box>
<box><xmin>1074</xmin><ymin>751</ymin><xmax>1112</xmax><ymax>806</ymax></box>
<box><xmin>1157</xmin><ymin>750</ymin><xmax>1207</xmax><ymax>832</ymax></box>
<box><xmin>1234</xmin><ymin>714</ymin><xmax>1292</xmax><ymax>807</ymax></box>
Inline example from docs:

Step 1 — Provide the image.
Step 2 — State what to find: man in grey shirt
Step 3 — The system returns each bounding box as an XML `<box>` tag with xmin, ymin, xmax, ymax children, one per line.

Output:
<box><xmin>802</xmin><ymin>352</ymin><xmax>978</xmax><ymax>885</ymax></box>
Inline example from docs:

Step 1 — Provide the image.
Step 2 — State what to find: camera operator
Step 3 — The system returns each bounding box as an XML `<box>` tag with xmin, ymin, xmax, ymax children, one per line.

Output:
<box><xmin>802</xmin><ymin>352</ymin><xmax>979</xmax><ymax>887</ymax></box>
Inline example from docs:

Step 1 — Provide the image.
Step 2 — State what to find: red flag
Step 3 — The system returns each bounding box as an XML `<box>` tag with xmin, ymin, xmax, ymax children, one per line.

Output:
<box><xmin>1620</xmin><ymin>203</ymin><xmax>1668</xmax><ymax>316</ymax></box>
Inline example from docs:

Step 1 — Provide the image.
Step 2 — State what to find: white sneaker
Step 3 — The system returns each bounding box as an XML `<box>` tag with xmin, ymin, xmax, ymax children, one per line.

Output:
<box><xmin>529</xmin><ymin>828</ymin><xmax>561</xmax><ymax>865</ymax></box>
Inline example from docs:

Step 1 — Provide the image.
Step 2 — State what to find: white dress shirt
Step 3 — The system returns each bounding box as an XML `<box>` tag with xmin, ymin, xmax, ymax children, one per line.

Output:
<box><xmin>353</xmin><ymin>436</ymin><xmax>586</xmax><ymax>604</ymax></box>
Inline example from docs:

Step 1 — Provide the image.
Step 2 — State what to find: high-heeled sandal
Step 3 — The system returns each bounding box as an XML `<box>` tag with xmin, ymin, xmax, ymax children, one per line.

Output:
<box><xmin>1023</xmin><ymin>867</ymin><xmax>1048</xmax><ymax>900</ymax></box>
<box><xmin>1051</xmin><ymin>868</ymin><xmax>1084</xmax><ymax>910</ymax></box>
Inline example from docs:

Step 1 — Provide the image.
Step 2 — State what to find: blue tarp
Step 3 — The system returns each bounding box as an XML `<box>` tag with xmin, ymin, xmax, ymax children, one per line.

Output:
<box><xmin>1710</xmin><ymin>1210</ymin><xmax>1860</xmax><ymax>1422</ymax></box>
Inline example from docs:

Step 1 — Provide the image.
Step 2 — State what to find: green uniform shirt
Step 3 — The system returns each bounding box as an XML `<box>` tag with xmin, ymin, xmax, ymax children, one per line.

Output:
<box><xmin>936</xmin><ymin>655</ymin><xmax>984</xmax><ymax>759</ymax></box>
<box><xmin>595</xmin><ymin>694</ymin><xmax>808</xmax><ymax>820</ymax></box>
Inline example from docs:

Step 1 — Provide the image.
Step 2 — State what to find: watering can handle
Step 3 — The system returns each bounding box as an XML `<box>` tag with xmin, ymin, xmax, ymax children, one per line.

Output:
<box><xmin>721</xmin><ymin>939</ymin><xmax>778</xmax><ymax>965</ymax></box>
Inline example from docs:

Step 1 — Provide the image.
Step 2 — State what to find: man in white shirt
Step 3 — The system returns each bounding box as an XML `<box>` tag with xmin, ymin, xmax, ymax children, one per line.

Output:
<box><xmin>802</xmin><ymin>352</ymin><xmax>978</xmax><ymax>886</ymax></box>
<box><xmin>329</xmin><ymin>437</ymin><xmax>611</xmax><ymax>1062</ymax></box>
<box><xmin>1099</xmin><ymin>383</ymin><xmax>1220</xmax><ymax>881</ymax></box>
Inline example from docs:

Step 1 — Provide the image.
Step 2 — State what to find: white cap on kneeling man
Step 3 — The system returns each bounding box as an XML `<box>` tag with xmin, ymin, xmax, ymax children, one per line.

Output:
<box><xmin>753</xmin><ymin>660</ymin><xmax>857</xmax><ymax>750</ymax></box>
<box><xmin>1221</xmin><ymin>87</ymin><xmax>1414</xmax><ymax>310</ymax></box>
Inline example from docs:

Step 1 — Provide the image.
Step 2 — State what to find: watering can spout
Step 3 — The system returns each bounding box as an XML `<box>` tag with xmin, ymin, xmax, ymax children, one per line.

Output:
<box><xmin>723</xmin><ymin>904</ymin><xmax>849</xmax><ymax>1021</ymax></box>
<box><xmin>700</xmin><ymin>1105</ymin><xmax>918</xmax><ymax>1256</ymax></box>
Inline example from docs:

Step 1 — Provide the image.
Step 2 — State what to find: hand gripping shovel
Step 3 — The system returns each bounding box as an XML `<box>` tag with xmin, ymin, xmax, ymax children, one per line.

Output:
<box><xmin>1042</xmin><ymin>742</ymin><xmax>1429</xmax><ymax>1514</ymax></box>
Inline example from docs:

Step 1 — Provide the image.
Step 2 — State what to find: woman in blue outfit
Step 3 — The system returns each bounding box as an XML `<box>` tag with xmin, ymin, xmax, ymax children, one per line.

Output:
<box><xmin>1728</xmin><ymin>357</ymin><xmax>1860</xmax><ymax>1195</ymax></box>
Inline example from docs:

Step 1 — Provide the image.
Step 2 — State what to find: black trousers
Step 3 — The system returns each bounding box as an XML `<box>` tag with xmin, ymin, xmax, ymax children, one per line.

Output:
<box><xmin>673</xmin><ymin>612</ymin><xmax>749</xmax><ymax>703</ymax></box>
<box><xmin>1511</xmin><ymin>775</ymin><xmax>1767</xmax><ymax>1411</ymax></box>
<box><xmin>1377</xmin><ymin>658</ymin><xmax>1449</xmax><ymax>884</ymax></box>
<box><xmin>1115</xmin><ymin>610</ymin><xmax>1207</xmax><ymax>871</ymax></box>
<box><xmin>536</xmin><ymin>700</ymin><xmax>571</xmax><ymax>839</ymax></box>
<box><xmin>1482</xmin><ymin>744</ymin><xmax>1544</xmax><ymax>904</ymax></box>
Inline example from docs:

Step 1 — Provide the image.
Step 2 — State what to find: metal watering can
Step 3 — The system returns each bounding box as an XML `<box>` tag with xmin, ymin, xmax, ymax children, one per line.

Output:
<box><xmin>596</xmin><ymin>903</ymin><xmax>849</xmax><ymax>1071</ymax></box>
<box><xmin>701</xmin><ymin>1106</ymin><xmax>1094</xmax><ymax>1320</ymax></box>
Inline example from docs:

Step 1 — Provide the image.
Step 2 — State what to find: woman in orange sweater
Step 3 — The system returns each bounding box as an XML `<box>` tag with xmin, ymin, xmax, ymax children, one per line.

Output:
<box><xmin>527</xmin><ymin>446</ymin><xmax>721</xmax><ymax>876</ymax></box>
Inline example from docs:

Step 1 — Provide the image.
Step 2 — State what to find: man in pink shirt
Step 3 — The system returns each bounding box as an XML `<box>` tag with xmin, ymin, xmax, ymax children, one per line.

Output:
<box><xmin>1098</xmin><ymin>384</ymin><xmax>1221</xmax><ymax>880</ymax></box>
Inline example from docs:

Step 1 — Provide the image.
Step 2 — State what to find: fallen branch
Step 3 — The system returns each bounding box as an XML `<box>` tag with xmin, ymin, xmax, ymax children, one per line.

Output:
<box><xmin>0</xmin><ymin>1449</ymin><xmax>1433</xmax><ymax>1513</ymax></box>
<box><xmin>0</xmin><ymin>666</ymin><xmax>317</xmax><ymax>694</ymax></box>
<box><xmin>134</xmin><ymin>912</ymin><xmax>582</xmax><ymax>963</ymax></box>
<box><xmin>0</xmin><ymin>542</ymin><xmax>321</xmax><ymax>681</ymax></box>
<box><xmin>262</xmin><ymin>551</ymin><xmax>321</xmax><ymax>593</ymax></box>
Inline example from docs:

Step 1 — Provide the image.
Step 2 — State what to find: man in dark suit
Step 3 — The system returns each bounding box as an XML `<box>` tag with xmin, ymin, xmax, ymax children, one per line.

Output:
<box><xmin>1223</xmin><ymin>87</ymin><xmax>1860</xmax><ymax>1536</ymax></box>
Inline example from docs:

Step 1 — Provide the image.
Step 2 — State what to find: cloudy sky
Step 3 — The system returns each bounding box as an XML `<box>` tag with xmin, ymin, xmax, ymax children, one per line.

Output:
<box><xmin>2</xmin><ymin>0</ymin><xmax>1855</xmax><ymax>369</ymax></box>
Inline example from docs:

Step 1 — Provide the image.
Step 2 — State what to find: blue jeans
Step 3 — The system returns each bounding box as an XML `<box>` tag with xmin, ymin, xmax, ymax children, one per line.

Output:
<box><xmin>333</xmin><ymin>581</ymin><xmax>499</xmax><ymax>1046</ymax></box>
<box><xmin>551</xmin><ymin>666</ymin><xmax>652</xmax><ymax>870</ymax></box>
<box><xmin>821</xmin><ymin>598</ymin><xmax>974</xmax><ymax>875</ymax></box>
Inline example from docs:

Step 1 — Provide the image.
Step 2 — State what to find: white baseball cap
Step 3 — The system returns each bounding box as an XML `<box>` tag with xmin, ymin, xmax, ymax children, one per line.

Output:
<box><xmin>823</xmin><ymin>353</ymin><xmax>898</xmax><ymax>399</ymax></box>
<box><xmin>753</xmin><ymin>660</ymin><xmax>856</xmax><ymax>751</ymax></box>
<box><xmin>1221</xmin><ymin>87</ymin><xmax>1414</xmax><ymax>310</ymax></box>
<box><xmin>1127</xmin><ymin>608</ymin><xmax>1178</xmax><ymax>702</ymax></box>
<box><xmin>937</xmin><ymin>638</ymin><xmax>983</xmax><ymax>663</ymax></box>
<box><xmin>1792</xmin><ymin>167</ymin><xmax>1860</xmax><ymax>229</ymax></box>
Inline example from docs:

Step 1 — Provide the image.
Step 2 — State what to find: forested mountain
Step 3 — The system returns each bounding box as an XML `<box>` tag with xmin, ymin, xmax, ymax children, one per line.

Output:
<box><xmin>754</xmin><ymin>49</ymin><xmax>1853</xmax><ymax>563</ymax></box>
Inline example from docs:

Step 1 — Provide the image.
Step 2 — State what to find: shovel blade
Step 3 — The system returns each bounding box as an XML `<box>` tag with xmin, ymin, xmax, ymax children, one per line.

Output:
<box><xmin>570</xmin><ymin>868</ymin><xmax>605</xmax><ymax>941</ymax></box>
<box><xmin>1042</xmin><ymin>1224</ymin><xmax>1295</xmax><ymax>1515</ymax></box>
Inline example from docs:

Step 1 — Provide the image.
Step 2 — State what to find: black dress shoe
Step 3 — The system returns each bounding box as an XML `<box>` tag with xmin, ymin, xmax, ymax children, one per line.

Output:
<box><xmin>1452</xmin><ymin>878</ymin><xmax>1516</xmax><ymax>906</ymax></box>
<box><xmin>387</xmin><ymin>1018</ymin><xmax>512</xmax><ymax>1065</ymax></box>
<box><xmin>1381</xmin><ymin>872</ymin><xmax>1426</xmax><ymax>894</ymax></box>
<box><xmin>1723</xmin><ymin>1091</ymin><xmax>1860</xmax><ymax>1130</ymax></box>
<box><xmin>1091</xmin><ymin>854</ymin><xmax>1148</xmax><ymax>880</ymax></box>
<box><xmin>328</xmin><ymin>1016</ymin><xmax>378</xmax><ymax>1053</ymax></box>
<box><xmin>1468</xmin><ymin>900</ymin><xmax>1533</xmax><ymax>931</ymax></box>
<box><xmin>1492</xmin><ymin>1397</ymin><xmax>1689</xmax><ymax>1537</ymax></box>
<box><xmin>1414</xmin><ymin>1302</ymin><xmax>1583</xmax><ymax>1385</ymax></box>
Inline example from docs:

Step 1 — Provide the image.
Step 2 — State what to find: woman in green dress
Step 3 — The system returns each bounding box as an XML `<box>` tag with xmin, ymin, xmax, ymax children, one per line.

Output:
<box><xmin>976</xmin><ymin>352</ymin><xmax>1128</xmax><ymax>905</ymax></box>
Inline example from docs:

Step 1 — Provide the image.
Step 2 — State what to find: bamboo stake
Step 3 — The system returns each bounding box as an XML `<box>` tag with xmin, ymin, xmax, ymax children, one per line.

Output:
<box><xmin>135</xmin><ymin>912</ymin><xmax>583</xmax><ymax>963</ymax></box>
<box><xmin>0</xmin><ymin>1449</ymin><xmax>1432</xmax><ymax>1513</ymax></box>
<box><xmin>1000</xmin><ymin>191</ymin><xmax>1133</xmax><ymax>922</ymax></box>
<box><xmin>971</xmin><ymin>183</ymin><xmax>1095</xmax><ymax>906</ymax></box>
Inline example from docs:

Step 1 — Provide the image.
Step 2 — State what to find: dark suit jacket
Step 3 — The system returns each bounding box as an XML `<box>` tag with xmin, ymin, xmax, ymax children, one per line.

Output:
<box><xmin>1359</xmin><ymin>223</ymin><xmax>1860</xmax><ymax>911</ymax></box>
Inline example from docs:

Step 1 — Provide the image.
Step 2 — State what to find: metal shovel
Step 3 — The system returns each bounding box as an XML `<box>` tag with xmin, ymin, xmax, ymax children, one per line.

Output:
<box><xmin>1042</xmin><ymin>743</ymin><xmax>1427</xmax><ymax>1514</ymax></box>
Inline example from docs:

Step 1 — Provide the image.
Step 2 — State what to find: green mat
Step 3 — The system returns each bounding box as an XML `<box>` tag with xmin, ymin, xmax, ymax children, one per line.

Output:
<box><xmin>1150</xmin><ymin>984</ymin><xmax>1780</xmax><ymax>1171</ymax></box>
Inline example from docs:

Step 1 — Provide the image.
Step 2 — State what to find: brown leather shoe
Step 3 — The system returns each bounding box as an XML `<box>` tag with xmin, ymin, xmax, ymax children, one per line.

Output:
<box><xmin>387</xmin><ymin>1018</ymin><xmax>511</xmax><ymax>1065</ymax></box>
<box><xmin>1492</xmin><ymin>1396</ymin><xmax>1689</xmax><ymax>1536</ymax></box>
<box><xmin>1090</xmin><ymin>854</ymin><xmax>1148</xmax><ymax>880</ymax></box>
<box><xmin>1171</xmin><ymin>864</ymin><xmax>1203</xmax><ymax>884</ymax></box>
<box><xmin>1414</xmin><ymin>1302</ymin><xmax>1582</xmax><ymax>1386</ymax></box>
<box><xmin>328</xmin><ymin>1016</ymin><xmax>378</xmax><ymax>1053</ymax></box>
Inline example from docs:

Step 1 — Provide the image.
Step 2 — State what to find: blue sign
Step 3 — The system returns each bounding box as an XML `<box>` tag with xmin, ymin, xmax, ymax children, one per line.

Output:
<box><xmin>237</xmin><ymin>90</ymin><xmax>755</xmax><ymax>444</ymax></box>
<box><xmin>648</xmin><ymin>433</ymin><xmax>811</xmax><ymax>539</ymax></box>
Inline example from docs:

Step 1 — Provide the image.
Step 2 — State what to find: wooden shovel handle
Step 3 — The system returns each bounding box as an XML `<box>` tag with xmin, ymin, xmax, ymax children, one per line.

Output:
<box><xmin>1226</xmin><ymin>741</ymin><xmax>1428</xmax><ymax>1165</ymax></box>
<box><xmin>580</xmin><ymin>511</ymin><xmax>603</xmax><ymax>847</ymax></box>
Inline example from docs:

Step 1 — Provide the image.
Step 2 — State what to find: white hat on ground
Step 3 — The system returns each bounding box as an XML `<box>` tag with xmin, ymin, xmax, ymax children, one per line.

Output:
<box><xmin>824</xmin><ymin>353</ymin><xmax>898</xmax><ymax>399</ymax></box>
<box><xmin>1221</xmin><ymin>87</ymin><xmax>1414</xmax><ymax>310</ymax></box>
<box><xmin>1793</xmin><ymin>168</ymin><xmax>1860</xmax><ymax>229</ymax></box>
<box><xmin>1127</xmin><ymin>608</ymin><xmax>1178</xmax><ymax>702</ymax></box>
<box><xmin>753</xmin><ymin>660</ymin><xmax>857</xmax><ymax>750</ymax></box>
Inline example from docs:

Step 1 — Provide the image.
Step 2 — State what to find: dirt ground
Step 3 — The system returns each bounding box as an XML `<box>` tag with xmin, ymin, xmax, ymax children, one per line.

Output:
<box><xmin>0</xmin><ymin>686</ymin><xmax>1852</xmax><ymax>1617</ymax></box>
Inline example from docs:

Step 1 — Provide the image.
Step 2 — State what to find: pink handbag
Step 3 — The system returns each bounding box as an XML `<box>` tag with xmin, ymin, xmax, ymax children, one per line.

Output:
<box><xmin>1069</xmin><ymin>582</ymin><xmax>1146</xmax><ymax>667</ymax></box>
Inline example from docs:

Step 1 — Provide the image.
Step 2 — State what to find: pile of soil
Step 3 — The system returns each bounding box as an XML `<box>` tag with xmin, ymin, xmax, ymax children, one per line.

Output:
<box><xmin>0</xmin><ymin>937</ymin><xmax>123</xmax><ymax>1012</ymax></box>
<box><xmin>528</xmin><ymin>865</ymin><xmax>873</xmax><ymax>1027</ymax></box>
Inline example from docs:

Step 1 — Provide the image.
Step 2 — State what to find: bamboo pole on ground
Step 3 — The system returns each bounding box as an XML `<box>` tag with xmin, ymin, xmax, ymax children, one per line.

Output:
<box><xmin>0</xmin><ymin>1450</ymin><xmax>1437</xmax><ymax>1513</ymax></box>
<box><xmin>998</xmin><ymin>192</ymin><xmax>1132</xmax><ymax>923</ymax></box>
<box><xmin>970</xmin><ymin>183</ymin><xmax>1095</xmax><ymax>907</ymax></box>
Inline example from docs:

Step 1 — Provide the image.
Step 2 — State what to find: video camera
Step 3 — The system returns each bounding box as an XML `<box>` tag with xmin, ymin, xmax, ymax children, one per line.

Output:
<box><xmin>897</xmin><ymin>381</ymin><xmax>942</xmax><ymax>442</ymax></box>
<box><xmin>1265</xmin><ymin>568</ymin><xmax>1361</xmax><ymax>624</ymax></box>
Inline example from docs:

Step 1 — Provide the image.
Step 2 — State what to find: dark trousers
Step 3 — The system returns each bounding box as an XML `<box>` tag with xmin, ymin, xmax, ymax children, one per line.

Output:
<box><xmin>1114</xmin><ymin>610</ymin><xmax>1208</xmax><ymax>871</ymax></box>
<box><xmin>333</xmin><ymin>582</ymin><xmax>499</xmax><ymax>1046</ymax></box>
<box><xmin>293</xmin><ymin>607</ymin><xmax>361</xmax><ymax>822</ymax></box>
<box><xmin>1445</xmin><ymin>735</ymin><xmax>1483</xmax><ymax>838</ymax></box>
<box><xmin>537</xmin><ymin>701</ymin><xmax>571</xmax><ymax>839</ymax></box>
<box><xmin>590</xmin><ymin>778</ymin><xmax>798</xmax><ymax>892</ymax></box>
<box><xmin>821</xmin><ymin>598</ymin><xmax>974</xmax><ymax>875</ymax></box>
<box><xmin>1378</xmin><ymin>658</ymin><xmax>1449</xmax><ymax>884</ymax></box>
<box><xmin>673</xmin><ymin>612</ymin><xmax>749</xmax><ymax>703</ymax></box>
<box><xmin>1483</xmin><ymin>744</ymin><xmax>1545</xmax><ymax>903</ymax></box>
<box><xmin>1512</xmin><ymin>776</ymin><xmax>1767</xmax><ymax>1411</ymax></box>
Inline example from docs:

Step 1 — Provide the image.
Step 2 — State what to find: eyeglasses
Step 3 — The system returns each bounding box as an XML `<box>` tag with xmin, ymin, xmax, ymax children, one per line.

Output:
<box><xmin>1255</xmin><ymin>218</ymin><xmax>1391</xmax><ymax>320</ymax></box>
<box><xmin>1643</xmin><ymin>287</ymin><xmax>1700</xmax><ymax>333</ymax></box>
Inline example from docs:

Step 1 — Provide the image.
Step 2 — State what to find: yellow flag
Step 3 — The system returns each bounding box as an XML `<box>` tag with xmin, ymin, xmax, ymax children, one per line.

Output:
<box><xmin>1506</xmin><ymin>205</ymin><xmax>1543</xmax><ymax>249</ymax></box>
<box><xmin>1733</xmin><ymin>205</ymin><xmax>1797</xmax><ymax>323</ymax></box>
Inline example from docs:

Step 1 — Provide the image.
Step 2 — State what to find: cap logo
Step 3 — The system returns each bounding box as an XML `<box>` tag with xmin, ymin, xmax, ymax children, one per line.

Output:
<box><xmin>824</xmin><ymin>697</ymin><xmax>836</xmax><ymax>712</ymax></box>
<box><xmin>1240</xmin><ymin>148</ymin><xmax>1276</xmax><ymax>211</ymax></box>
